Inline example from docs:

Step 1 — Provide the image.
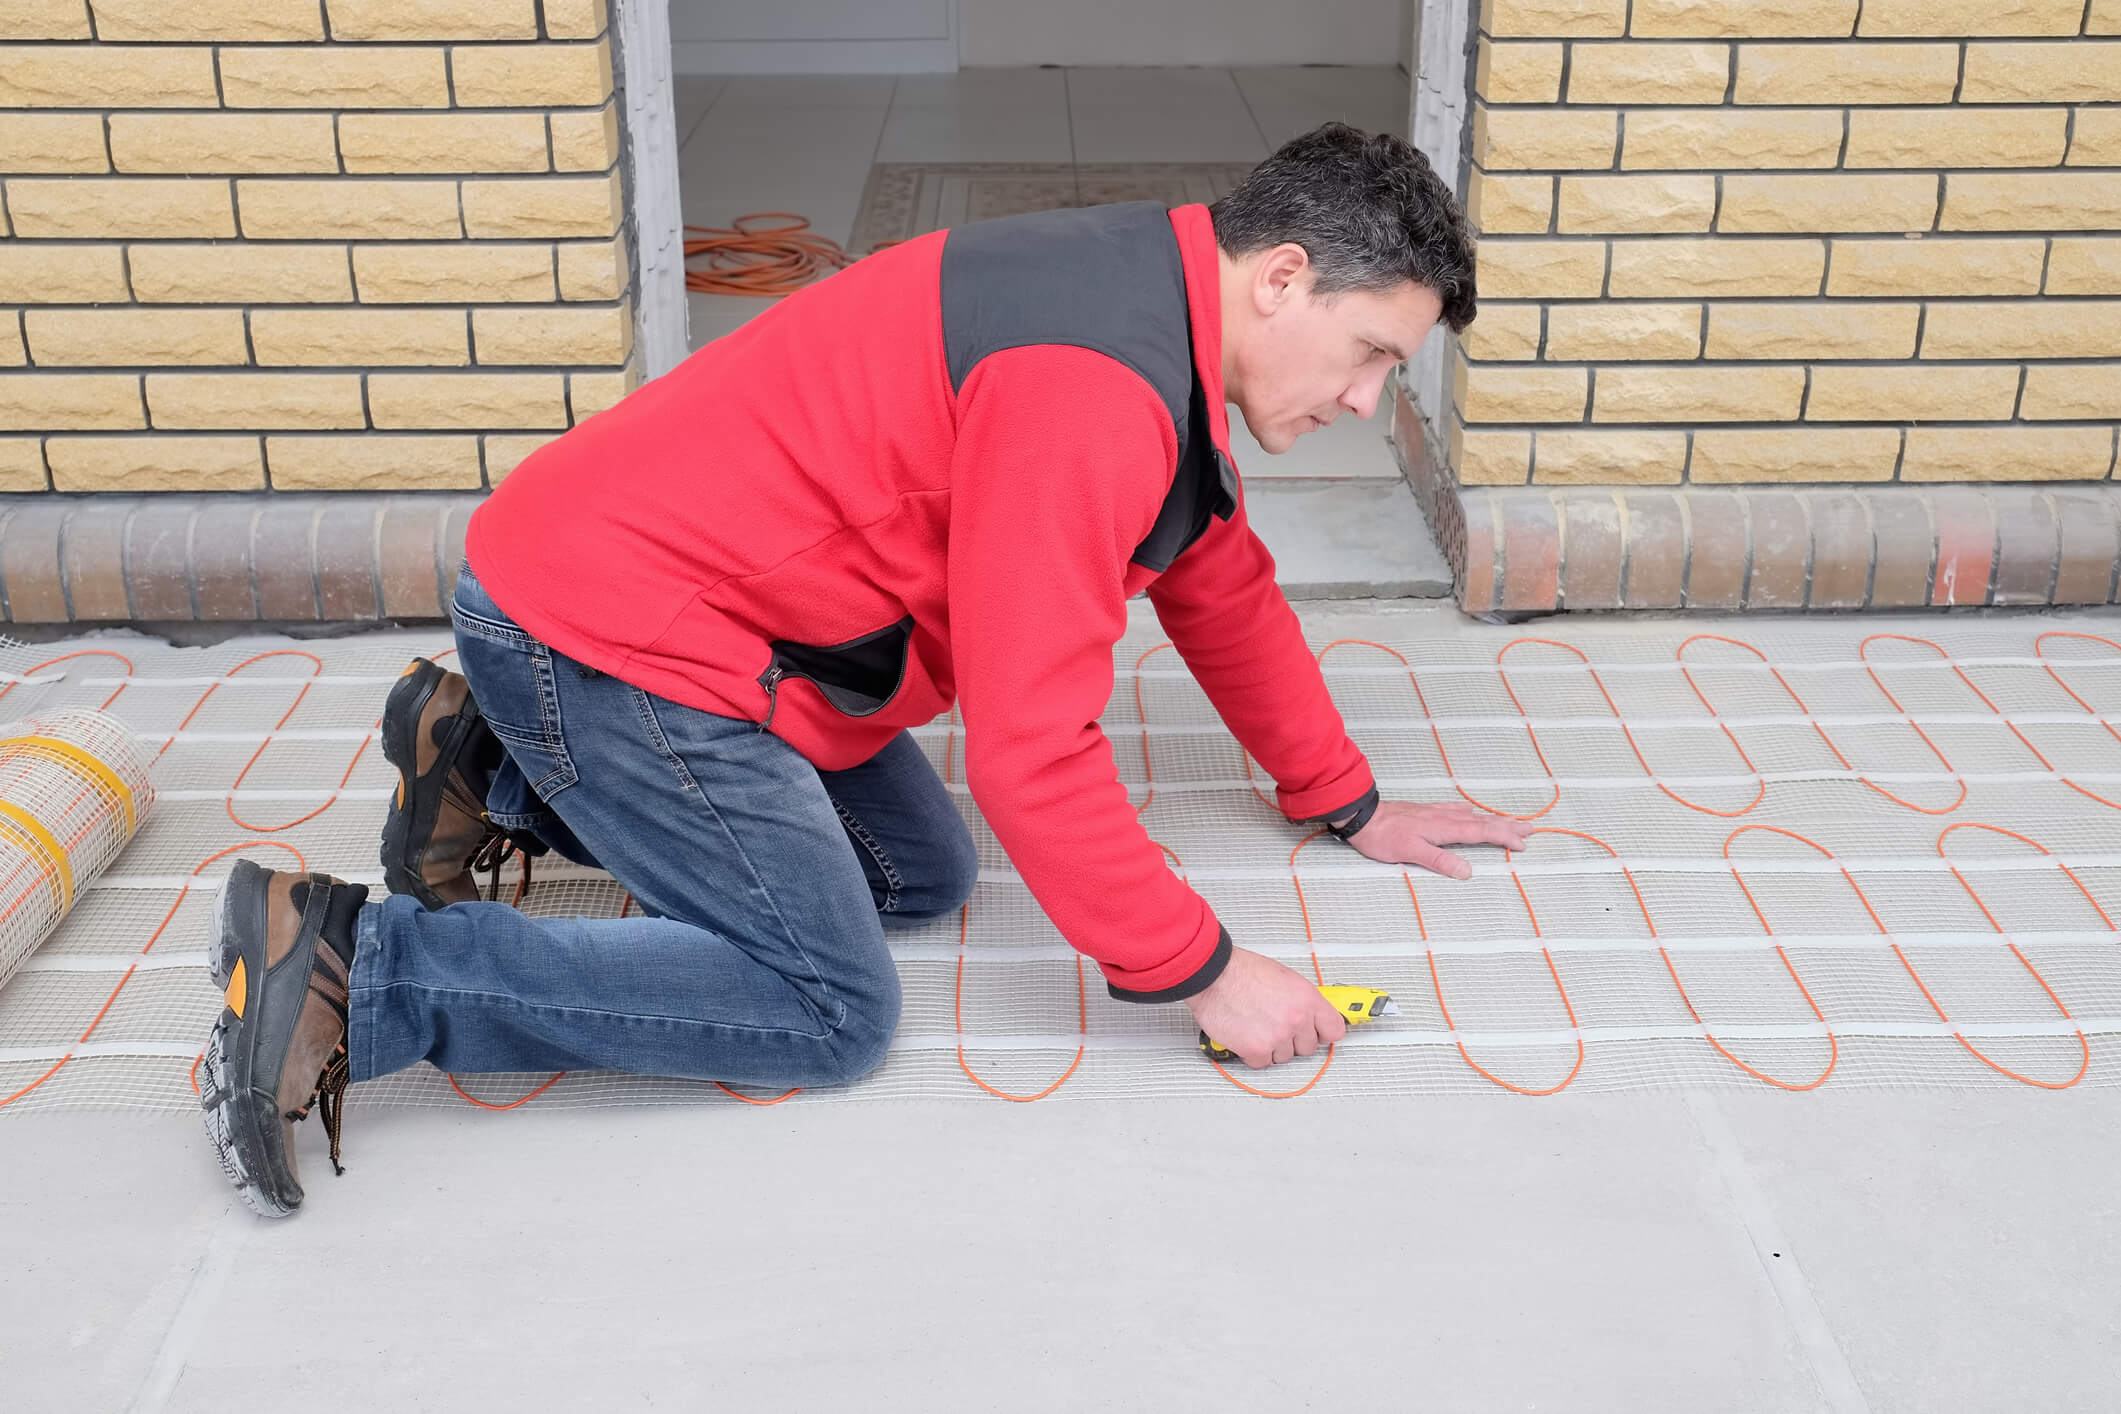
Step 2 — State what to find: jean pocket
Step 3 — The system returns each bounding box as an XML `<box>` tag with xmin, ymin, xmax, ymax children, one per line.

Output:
<box><xmin>450</xmin><ymin>568</ymin><xmax>534</xmax><ymax>648</ymax></box>
<box><xmin>452</xmin><ymin>623</ymin><xmax>578</xmax><ymax>799</ymax></box>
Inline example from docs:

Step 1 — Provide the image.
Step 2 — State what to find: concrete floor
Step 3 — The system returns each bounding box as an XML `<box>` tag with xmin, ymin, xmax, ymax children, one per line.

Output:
<box><xmin>8</xmin><ymin>1091</ymin><xmax>2117</xmax><ymax>1411</ymax></box>
<box><xmin>7</xmin><ymin>597</ymin><xmax>2121</xmax><ymax>1406</ymax></box>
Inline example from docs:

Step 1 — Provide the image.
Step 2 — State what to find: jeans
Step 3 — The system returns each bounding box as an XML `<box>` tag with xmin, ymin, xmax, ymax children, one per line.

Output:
<box><xmin>346</xmin><ymin>566</ymin><xmax>978</xmax><ymax>1088</ymax></box>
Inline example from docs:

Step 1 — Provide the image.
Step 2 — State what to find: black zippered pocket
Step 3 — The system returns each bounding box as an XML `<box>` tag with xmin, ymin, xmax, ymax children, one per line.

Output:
<box><xmin>758</xmin><ymin>616</ymin><xmax>917</xmax><ymax>729</ymax></box>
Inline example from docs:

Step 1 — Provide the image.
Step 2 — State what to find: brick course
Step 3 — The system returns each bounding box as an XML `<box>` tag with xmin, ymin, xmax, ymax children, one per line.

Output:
<box><xmin>0</xmin><ymin>4</ymin><xmax>634</xmax><ymax>495</ymax></box>
<box><xmin>1447</xmin><ymin>0</ymin><xmax>2120</xmax><ymax>613</ymax></box>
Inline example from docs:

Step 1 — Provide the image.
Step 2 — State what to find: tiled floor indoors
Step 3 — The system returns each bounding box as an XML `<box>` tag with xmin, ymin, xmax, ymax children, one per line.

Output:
<box><xmin>669</xmin><ymin>67</ymin><xmax>1447</xmax><ymax>598</ymax></box>
<box><xmin>673</xmin><ymin>66</ymin><xmax>1412</xmax><ymax>344</ymax></box>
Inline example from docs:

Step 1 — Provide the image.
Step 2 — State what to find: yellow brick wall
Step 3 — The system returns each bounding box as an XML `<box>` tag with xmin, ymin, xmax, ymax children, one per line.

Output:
<box><xmin>1457</xmin><ymin>0</ymin><xmax>2121</xmax><ymax>487</ymax></box>
<box><xmin>0</xmin><ymin>0</ymin><xmax>639</xmax><ymax>493</ymax></box>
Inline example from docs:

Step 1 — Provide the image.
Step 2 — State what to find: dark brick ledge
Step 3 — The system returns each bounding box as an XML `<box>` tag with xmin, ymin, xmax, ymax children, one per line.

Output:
<box><xmin>1448</xmin><ymin>480</ymin><xmax>2121</xmax><ymax>614</ymax></box>
<box><xmin>0</xmin><ymin>494</ymin><xmax>483</xmax><ymax>626</ymax></box>
<box><xmin>1390</xmin><ymin>382</ymin><xmax>2121</xmax><ymax>615</ymax></box>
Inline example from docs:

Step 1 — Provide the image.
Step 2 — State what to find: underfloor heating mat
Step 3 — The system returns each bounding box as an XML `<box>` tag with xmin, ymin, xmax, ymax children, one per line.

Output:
<box><xmin>3</xmin><ymin>604</ymin><xmax>2120</xmax><ymax>1114</ymax></box>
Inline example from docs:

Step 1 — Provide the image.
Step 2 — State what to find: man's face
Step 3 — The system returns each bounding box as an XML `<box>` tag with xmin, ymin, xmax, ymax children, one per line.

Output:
<box><xmin>1227</xmin><ymin>247</ymin><xmax>1445</xmax><ymax>455</ymax></box>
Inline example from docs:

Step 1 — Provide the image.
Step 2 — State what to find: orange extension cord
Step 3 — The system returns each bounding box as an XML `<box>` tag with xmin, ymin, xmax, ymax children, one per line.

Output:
<box><xmin>684</xmin><ymin>213</ymin><xmax>860</xmax><ymax>297</ymax></box>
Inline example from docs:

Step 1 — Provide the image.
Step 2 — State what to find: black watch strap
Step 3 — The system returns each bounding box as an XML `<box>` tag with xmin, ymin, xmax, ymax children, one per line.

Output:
<box><xmin>1322</xmin><ymin>786</ymin><xmax>1381</xmax><ymax>843</ymax></box>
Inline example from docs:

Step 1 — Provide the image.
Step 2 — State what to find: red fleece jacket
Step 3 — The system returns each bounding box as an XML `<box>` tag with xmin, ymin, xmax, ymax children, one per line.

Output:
<box><xmin>467</xmin><ymin>203</ymin><xmax>1375</xmax><ymax>997</ymax></box>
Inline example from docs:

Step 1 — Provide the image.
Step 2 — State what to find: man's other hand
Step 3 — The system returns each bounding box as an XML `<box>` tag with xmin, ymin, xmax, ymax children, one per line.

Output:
<box><xmin>1338</xmin><ymin>800</ymin><xmax>1532</xmax><ymax>879</ymax></box>
<box><xmin>1185</xmin><ymin>946</ymin><xmax>1347</xmax><ymax>1069</ymax></box>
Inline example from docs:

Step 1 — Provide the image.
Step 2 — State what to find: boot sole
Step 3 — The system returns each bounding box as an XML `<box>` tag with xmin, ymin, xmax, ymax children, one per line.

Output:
<box><xmin>379</xmin><ymin>661</ymin><xmax>449</xmax><ymax>910</ymax></box>
<box><xmin>200</xmin><ymin>1020</ymin><xmax>296</xmax><ymax>1219</ymax></box>
<box><xmin>197</xmin><ymin>860</ymin><xmax>304</xmax><ymax>1219</ymax></box>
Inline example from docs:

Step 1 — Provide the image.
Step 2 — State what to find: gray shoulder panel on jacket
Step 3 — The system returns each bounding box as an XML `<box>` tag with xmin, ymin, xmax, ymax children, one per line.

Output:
<box><xmin>938</xmin><ymin>201</ymin><xmax>1192</xmax><ymax>434</ymax></box>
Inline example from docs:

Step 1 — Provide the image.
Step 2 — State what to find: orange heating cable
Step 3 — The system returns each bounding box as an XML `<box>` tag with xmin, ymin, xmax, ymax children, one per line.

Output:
<box><xmin>2032</xmin><ymin>631</ymin><xmax>2121</xmax><ymax>811</ymax></box>
<box><xmin>443</xmin><ymin>860</ymin><xmax>572</xmax><ymax>1109</ymax></box>
<box><xmin>0</xmin><ymin>648</ymin><xmax>136</xmax><ymax>713</ymax></box>
<box><xmin>1420</xmin><ymin>828</ymin><xmax>1586</xmax><ymax>1096</ymax></box>
<box><xmin>1510</xmin><ymin>637</ymin><xmax>1773</xmax><ymax>819</ymax></box>
<box><xmin>1674</xmin><ymin>635</ymin><xmax>1834</xmax><ymax>814</ymax></box>
<box><xmin>12</xmin><ymin>840</ymin><xmax>306</xmax><ymax>1110</ymax></box>
<box><xmin>1683</xmin><ymin>635</ymin><xmax>1955</xmax><ymax>815</ymax></box>
<box><xmin>955</xmin><ymin>902</ymin><xmax>1088</xmax><ymax>1102</ymax></box>
<box><xmin>383</xmin><ymin>651</ymin><xmax>580</xmax><ymax>1107</ymax></box>
<box><xmin>1316</xmin><ymin>638</ymin><xmax>1559</xmax><ymax>821</ymax></box>
<box><xmin>1722</xmin><ymin>822</ymin><xmax>2090</xmax><ymax>1089</ymax></box>
<box><xmin>1827</xmin><ymin>634</ymin><xmax>1971</xmax><ymax>815</ymax></box>
<box><xmin>0</xmin><ymin>650</ymin><xmax>154</xmax><ymax>1107</ymax></box>
<box><xmin>136</xmin><ymin>649</ymin><xmax>367</xmax><ymax>832</ymax></box>
<box><xmin>951</xmin><ymin>839</ymin><xmax>1185</xmax><ymax>1102</ymax></box>
<box><xmin>1130</xmin><ymin>643</ymin><xmax>1178</xmax><ymax>817</ymax></box>
<box><xmin>412</xmin><ymin>653</ymin><xmax>795</xmax><ymax>1110</ymax></box>
<box><xmin>1658</xmin><ymin>634</ymin><xmax>1814</xmax><ymax>816</ymax></box>
<box><xmin>1205</xmin><ymin>831</ymin><xmax>1337</xmax><ymax>1099</ymax></box>
<box><xmin>445</xmin><ymin>1070</ymin><xmax>567</xmax><ymax>1110</ymax></box>
<box><xmin>1133</xmin><ymin>640</ymin><xmax>1279</xmax><ymax>813</ymax></box>
<box><xmin>217</xmin><ymin>652</ymin><xmax>375</xmax><ymax>833</ymax></box>
<box><xmin>1534</xmin><ymin>824</ymin><xmax>1839</xmax><ymax>1091</ymax></box>
<box><xmin>0</xmin><ymin>739</ymin><xmax>125</xmax><ymax>933</ymax></box>
<box><xmin>1863</xmin><ymin>632</ymin><xmax>2096</xmax><ymax>808</ymax></box>
<box><xmin>1925</xmin><ymin>822</ymin><xmax>2102</xmax><ymax>1090</ymax></box>
<box><xmin>684</xmin><ymin>214</ymin><xmax>856</xmax><ymax>298</ymax></box>
<box><xmin>0</xmin><ymin>717</ymin><xmax>130</xmax><ymax>905</ymax></box>
<box><xmin>439</xmin><ymin>874</ymin><xmax>808</xmax><ymax>1109</ymax></box>
<box><xmin>1704</xmin><ymin>825</ymin><xmax>1852</xmax><ymax>1090</ymax></box>
<box><xmin>0</xmin><ymin>652</ymin><xmax>140</xmax><ymax>882</ymax></box>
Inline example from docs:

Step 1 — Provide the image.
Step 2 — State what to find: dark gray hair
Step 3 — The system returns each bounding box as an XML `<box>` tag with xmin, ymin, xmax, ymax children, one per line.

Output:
<box><xmin>1209</xmin><ymin>122</ymin><xmax>1477</xmax><ymax>333</ymax></box>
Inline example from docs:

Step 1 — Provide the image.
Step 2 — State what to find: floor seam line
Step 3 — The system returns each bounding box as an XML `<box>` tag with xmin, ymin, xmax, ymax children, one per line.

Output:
<box><xmin>1683</xmin><ymin>1089</ymin><xmax>1872</xmax><ymax>1414</ymax></box>
<box><xmin>126</xmin><ymin>1198</ymin><xmax>252</xmax><ymax>1414</ymax></box>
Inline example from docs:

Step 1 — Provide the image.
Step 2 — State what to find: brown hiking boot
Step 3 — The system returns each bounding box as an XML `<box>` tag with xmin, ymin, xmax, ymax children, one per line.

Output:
<box><xmin>380</xmin><ymin>658</ymin><xmax>511</xmax><ymax>909</ymax></box>
<box><xmin>199</xmin><ymin>860</ymin><xmax>368</xmax><ymax>1218</ymax></box>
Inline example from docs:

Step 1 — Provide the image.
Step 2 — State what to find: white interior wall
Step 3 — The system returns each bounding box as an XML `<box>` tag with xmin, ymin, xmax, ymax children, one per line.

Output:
<box><xmin>665</xmin><ymin>0</ymin><xmax>1405</xmax><ymax>73</ymax></box>
<box><xmin>667</xmin><ymin>0</ymin><xmax>956</xmax><ymax>73</ymax></box>
<box><xmin>1407</xmin><ymin>0</ymin><xmax>1472</xmax><ymax>442</ymax></box>
<box><xmin>960</xmin><ymin>0</ymin><xmax>1403</xmax><ymax>68</ymax></box>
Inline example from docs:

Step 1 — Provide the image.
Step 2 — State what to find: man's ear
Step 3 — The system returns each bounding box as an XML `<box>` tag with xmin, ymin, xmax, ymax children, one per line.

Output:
<box><xmin>1253</xmin><ymin>242</ymin><xmax>1312</xmax><ymax>315</ymax></box>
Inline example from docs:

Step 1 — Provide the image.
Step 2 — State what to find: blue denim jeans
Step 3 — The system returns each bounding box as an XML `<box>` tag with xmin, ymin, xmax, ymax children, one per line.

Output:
<box><xmin>346</xmin><ymin>566</ymin><xmax>977</xmax><ymax>1089</ymax></box>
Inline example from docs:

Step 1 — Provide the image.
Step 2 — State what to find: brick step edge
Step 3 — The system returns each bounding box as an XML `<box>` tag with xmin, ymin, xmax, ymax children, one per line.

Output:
<box><xmin>1452</xmin><ymin>480</ymin><xmax>2121</xmax><ymax>614</ymax></box>
<box><xmin>0</xmin><ymin>494</ymin><xmax>484</xmax><ymax>625</ymax></box>
<box><xmin>1388</xmin><ymin>383</ymin><xmax>2121</xmax><ymax>616</ymax></box>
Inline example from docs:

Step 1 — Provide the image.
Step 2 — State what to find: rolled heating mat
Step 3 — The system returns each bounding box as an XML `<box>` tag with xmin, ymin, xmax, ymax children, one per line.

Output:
<box><xmin>0</xmin><ymin>711</ymin><xmax>155</xmax><ymax>991</ymax></box>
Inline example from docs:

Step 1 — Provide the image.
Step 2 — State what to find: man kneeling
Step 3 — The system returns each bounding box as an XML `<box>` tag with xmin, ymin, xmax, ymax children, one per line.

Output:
<box><xmin>198</xmin><ymin>123</ymin><xmax>1523</xmax><ymax>1217</ymax></box>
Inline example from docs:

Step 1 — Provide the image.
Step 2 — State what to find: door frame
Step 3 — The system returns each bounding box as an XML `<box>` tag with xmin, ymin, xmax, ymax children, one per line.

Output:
<box><xmin>617</xmin><ymin>0</ymin><xmax>1472</xmax><ymax>389</ymax></box>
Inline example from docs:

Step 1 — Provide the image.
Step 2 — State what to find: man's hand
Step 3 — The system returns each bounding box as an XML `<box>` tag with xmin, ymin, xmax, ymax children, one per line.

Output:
<box><xmin>1185</xmin><ymin>946</ymin><xmax>1347</xmax><ymax>1069</ymax></box>
<box><xmin>1335</xmin><ymin>799</ymin><xmax>1532</xmax><ymax>878</ymax></box>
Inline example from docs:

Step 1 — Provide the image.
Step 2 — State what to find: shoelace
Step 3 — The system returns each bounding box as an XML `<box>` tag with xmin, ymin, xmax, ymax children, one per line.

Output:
<box><xmin>437</xmin><ymin>756</ymin><xmax>540</xmax><ymax>904</ymax></box>
<box><xmin>468</xmin><ymin>830</ymin><xmax>533</xmax><ymax>904</ymax></box>
<box><xmin>290</xmin><ymin>1041</ymin><xmax>352</xmax><ymax>1177</ymax></box>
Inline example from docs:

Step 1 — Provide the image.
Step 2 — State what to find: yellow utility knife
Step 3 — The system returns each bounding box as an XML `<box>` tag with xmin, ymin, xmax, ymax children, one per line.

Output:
<box><xmin>1198</xmin><ymin>985</ymin><xmax>1398</xmax><ymax>1062</ymax></box>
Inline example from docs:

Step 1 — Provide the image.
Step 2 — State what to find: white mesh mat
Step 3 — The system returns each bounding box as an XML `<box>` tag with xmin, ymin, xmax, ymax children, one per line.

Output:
<box><xmin>3</xmin><ymin>603</ymin><xmax>2120</xmax><ymax>1113</ymax></box>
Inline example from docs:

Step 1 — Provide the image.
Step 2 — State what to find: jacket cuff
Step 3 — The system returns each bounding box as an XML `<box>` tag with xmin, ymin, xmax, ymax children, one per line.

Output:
<box><xmin>1104</xmin><ymin>926</ymin><xmax>1233</xmax><ymax>1004</ymax></box>
<box><xmin>1275</xmin><ymin>760</ymin><xmax>1378</xmax><ymax>823</ymax></box>
<box><xmin>1301</xmin><ymin>783</ymin><xmax>1381</xmax><ymax>830</ymax></box>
